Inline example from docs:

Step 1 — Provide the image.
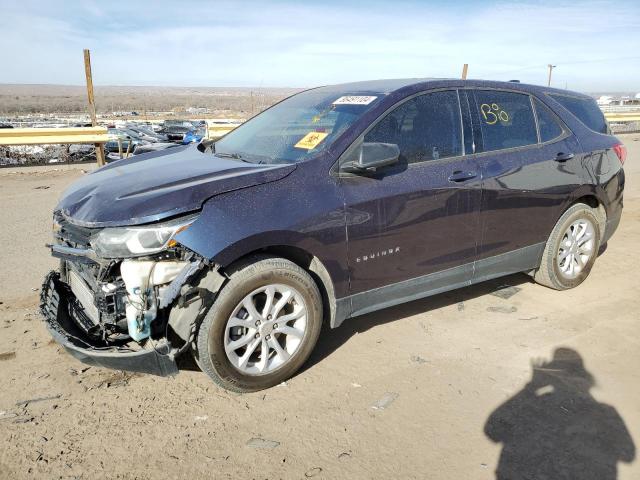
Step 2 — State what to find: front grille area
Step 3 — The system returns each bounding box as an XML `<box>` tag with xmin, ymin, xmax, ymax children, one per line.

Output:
<box><xmin>61</xmin><ymin>256</ymin><xmax>128</xmax><ymax>338</ymax></box>
<box><xmin>52</xmin><ymin>212</ymin><xmax>128</xmax><ymax>337</ymax></box>
<box><xmin>68</xmin><ymin>270</ymin><xmax>100</xmax><ymax>324</ymax></box>
<box><xmin>54</xmin><ymin>211</ymin><xmax>95</xmax><ymax>248</ymax></box>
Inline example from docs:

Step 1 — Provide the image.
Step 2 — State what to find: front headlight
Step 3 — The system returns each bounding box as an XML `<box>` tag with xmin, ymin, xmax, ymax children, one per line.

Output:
<box><xmin>91</xmin><ymin>215</ymin><xmax>197</xmax><ymax>259</ymax></box>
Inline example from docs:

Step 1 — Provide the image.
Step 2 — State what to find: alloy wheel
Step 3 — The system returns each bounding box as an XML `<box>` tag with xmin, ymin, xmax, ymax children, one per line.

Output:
<box><xmin>557</xmin><ymin>218</ymin><xmax>595</xmax><ymax>279</ymax></box>
<box><xmin>223</xmin><ymin>284</ymin><xmax>307</xmax><ymax>375</ymax></box>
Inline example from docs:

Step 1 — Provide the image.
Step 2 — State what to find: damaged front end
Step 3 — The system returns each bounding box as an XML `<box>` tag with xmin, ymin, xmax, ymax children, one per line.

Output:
<box><xmin>40</xmin><ymin>212</ymin><xmax>224</xmax><ymax>376</ymax></box>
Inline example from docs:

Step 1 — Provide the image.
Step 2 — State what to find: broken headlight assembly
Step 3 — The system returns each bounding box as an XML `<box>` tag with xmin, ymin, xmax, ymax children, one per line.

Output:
<box><xmin>47</xmin><ymin>213</ymin><xmax>211</xmax><ymax>347</ymax></box>
<box><xmin>90</xmin><ymin>214</ymin><xmax>198</xmax><ymax>259</ymax></box>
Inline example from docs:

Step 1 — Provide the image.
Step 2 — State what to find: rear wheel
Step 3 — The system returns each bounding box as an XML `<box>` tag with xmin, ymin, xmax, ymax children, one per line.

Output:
<box><xmin>534</xmin><ymin>203</ymin><xmax>601</xmax><ymax>290</ymax></box>
<box><xmin>194</xmin><ymin>256</ymin><xmax>322</xmax><ymax>392</ymax></box>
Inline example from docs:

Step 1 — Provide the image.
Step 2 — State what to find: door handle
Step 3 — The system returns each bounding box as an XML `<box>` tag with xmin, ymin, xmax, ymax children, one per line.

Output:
<box><xmin>555</xmin><ymin>152</ymin><xmax>574</xmax><ymax>162</ymax></box>
<box><xmin>448</xmin><ymin>170</ymin><xmax>477</xmax><ymax>182</ymax></box>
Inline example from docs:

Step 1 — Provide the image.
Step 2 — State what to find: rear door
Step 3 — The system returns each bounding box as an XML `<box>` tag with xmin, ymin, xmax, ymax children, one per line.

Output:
<box><xmin>339</xmin><ymin>90</ymin><xmax>482</xmax><ymax>315</ymax></box>
<box><xmin>466</xmin><ymin>89</ymin><xmax>582</xmax><ymax>276</ymax></box>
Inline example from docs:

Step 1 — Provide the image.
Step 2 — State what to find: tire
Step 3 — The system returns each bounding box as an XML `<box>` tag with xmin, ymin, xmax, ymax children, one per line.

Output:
<box><xmin>194</xmin><ymin>255</ymin><xmax>323</xmax><ymax>392</ymax></box>
<box><xmin>534</xmin><ymin>203</ymin><xmax>602</xmax><ymax>290</ymax></box>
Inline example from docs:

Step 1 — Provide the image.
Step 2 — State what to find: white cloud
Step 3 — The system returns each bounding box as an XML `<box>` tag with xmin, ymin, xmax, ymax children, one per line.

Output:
<box><xmin>0</xmin><ymin>0</ymin><xmax>638</xmax><ymax>91</ymax></box>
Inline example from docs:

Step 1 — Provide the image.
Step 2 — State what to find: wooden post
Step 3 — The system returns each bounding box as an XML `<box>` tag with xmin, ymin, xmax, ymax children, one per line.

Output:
<box><xmin>84</xmin><ymin>49</ymin><xmax>105</xmax><ymax>166</ymax></box>
<box><xmin>461</xmin><ymin>64</ymin><xmax>469</xmax><ymax>80</ymax></box>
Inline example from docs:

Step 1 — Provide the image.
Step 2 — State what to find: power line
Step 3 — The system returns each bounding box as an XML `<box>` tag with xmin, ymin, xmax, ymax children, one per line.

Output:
<box><xmin>488</xmin><ymin>56</ymin><xmax>640</xmax><ymax>76</ymax></box>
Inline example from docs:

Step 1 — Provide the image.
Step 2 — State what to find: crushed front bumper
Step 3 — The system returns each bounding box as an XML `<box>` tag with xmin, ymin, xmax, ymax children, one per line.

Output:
<box><xmin>40</xmin><ymin>271</ymin><xmax>178</xmax><ymax>377</ymax></box>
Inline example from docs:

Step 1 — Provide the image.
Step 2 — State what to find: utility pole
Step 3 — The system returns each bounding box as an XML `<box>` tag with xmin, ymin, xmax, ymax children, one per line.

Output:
<box><xmin>461</xmin><ymin>64</ymin><xmax>469</xmax><ymax>80</ymax></box>
<box><xmin>83</xmin><ymin>49</ymin><xmax>105</xmax><ymax>166</ymax></box>
<box><xmin>547</xmin><ymin>64</ymin><xmax>556</xmax><ymax>87</ymax></box>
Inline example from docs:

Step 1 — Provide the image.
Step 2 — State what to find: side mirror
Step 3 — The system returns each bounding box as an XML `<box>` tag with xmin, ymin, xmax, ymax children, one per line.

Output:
<box><xmin>342</xmin><ymin>142</ymin><xmax>400</xmax><ymax>174</ymax></box>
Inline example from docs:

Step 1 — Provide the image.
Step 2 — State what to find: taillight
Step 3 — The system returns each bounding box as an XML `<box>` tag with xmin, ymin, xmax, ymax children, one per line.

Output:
<box><xmin>613</xmin><ymin>143</ymin><xmax>627</xmax><ymax>165</ymax></box>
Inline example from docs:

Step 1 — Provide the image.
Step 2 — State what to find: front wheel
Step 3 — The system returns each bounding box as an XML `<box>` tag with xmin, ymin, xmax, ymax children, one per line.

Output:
<box><xmin>534</xmin><ymin>203</ymin><xmax>602</xmax><ymax>290</ymax></box>
<box><xmin>194</xmin><ymin>256</ymin><xmax>322</xmax><ymax>392</ymax></box>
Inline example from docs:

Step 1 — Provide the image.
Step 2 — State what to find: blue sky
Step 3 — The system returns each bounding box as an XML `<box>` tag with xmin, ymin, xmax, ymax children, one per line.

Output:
<box><xmin>1</xmin><ymin>0</ymin><xmax>639</xmax><ymax>92</ymax></box>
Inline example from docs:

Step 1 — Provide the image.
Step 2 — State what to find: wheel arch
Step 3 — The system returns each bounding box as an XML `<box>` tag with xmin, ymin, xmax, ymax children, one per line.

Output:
<box><xmin>218</xmin><ymin>244</ymin><xmax>339</xmax><ymax>329</ymax></box>
<box><xmin>566</xmin><ymin>191</ymin><xmax>607</xmax><ymax>235</ymax></box>
<box><xmin>533</xmin><ymin>189</ymin><xmax>607</xmax><ymax>270</ymax></box>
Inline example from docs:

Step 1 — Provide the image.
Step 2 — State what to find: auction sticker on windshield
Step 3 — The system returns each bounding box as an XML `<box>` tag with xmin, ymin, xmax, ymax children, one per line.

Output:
<box><xmin>295</xmin><ymin>131</ymin><xmax>329</xmax><ymax>150</ymax></box>
<box><xmin>333</xmin><ymin>96</ymin><xmax>378</xmax><ymax>105</ymax></box>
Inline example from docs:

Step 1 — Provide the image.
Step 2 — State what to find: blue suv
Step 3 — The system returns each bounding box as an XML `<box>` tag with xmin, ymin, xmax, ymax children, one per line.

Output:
<box><xmin>41</xmin><ymin>79</ymin><xmax>626</xmax><ymax>391</ymax></box>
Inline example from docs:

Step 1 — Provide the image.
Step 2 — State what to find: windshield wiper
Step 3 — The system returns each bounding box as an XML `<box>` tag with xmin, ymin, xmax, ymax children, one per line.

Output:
<box><xmin>216</xmin><ymin>151</ymin><xmax>264</xmax><ymax>164</ymax></box>
<box><xmin>215</xmin><ymin>151</ymin><xmax>242</xmax><ymax>159</ymax></box>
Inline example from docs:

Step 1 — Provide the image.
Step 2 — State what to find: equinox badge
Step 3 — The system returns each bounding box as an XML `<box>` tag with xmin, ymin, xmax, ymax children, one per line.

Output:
<box><xmin>356</xmin><ymin>247</ymin><xmax>400</xmax><ymax>263</ymax></box>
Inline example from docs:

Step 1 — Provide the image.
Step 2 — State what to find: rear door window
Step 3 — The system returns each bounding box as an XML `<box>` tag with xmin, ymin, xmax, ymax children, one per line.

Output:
<box><xmin>474</xmin><ymin>90</ymin><xmax>538</xmax><ymax>152</ymax></box>
<box><xmin>548</xmin><ymin>93</ymin><xmax>607</xmax><ymax>134</ymax></box>
<box><xmin>364</xmin><ymin>90</ymin><xmax>463</xmax><ymax>164</ymax></box>
<box><xmin>533</xmin><ymin>98</ymin><xmax>564</xmax><ymax>142</ymax></box>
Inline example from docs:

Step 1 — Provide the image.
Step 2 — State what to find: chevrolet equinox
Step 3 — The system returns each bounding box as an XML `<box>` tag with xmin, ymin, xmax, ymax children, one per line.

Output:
<box><xmin>41</xmin><ymin>79</ymin><xmax>626</xmax><ymax>392</ymax></box>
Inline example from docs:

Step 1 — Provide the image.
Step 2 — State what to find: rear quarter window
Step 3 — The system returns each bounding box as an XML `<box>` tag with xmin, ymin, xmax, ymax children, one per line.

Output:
<box><xmin>548</xmin><ymin>93</ymin><xmax>608</xmax><ymax>134</ymax></box>
<box><xmin>533</xmin><ymin>98</ymin><xmax>564</xmax><ymax>142</ymax></box>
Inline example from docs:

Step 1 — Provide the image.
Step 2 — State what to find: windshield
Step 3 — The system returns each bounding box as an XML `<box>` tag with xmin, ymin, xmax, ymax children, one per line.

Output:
<box><xmin>213</xmin><ymin>89</ymin><xmax>382</xmax><ymax>164</ymax></box>
<box><xmin>108</xmin><ymin>128</ymin><xmax>129</xmax><ymax>138</ymax></box>
<box><xmin>137</xmin><ymin>126</ymin><xmax>161</xmax><ymax>136</ymax></box>
<box><xmin>165</xmin><ymin>120</ymin><xmax>194</xmax><ymax>128</ymax></box>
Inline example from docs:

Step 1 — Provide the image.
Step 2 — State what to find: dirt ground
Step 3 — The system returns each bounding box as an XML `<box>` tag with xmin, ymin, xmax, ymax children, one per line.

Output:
<box><xmin>1</xmin><ymin>136</ymin><xmax>639</xmax><ymax>480</ymax></box>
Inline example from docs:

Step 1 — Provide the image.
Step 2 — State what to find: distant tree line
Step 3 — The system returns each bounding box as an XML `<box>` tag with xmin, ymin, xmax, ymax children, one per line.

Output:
<box><xmin>0</xmin><ymin>92</ymin><xmax>292</xmax><ymax>116</ymax></box>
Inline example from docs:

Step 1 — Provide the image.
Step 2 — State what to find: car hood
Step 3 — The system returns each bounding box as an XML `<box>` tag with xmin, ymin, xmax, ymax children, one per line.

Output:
<box><xmin>57</xmin><ymin>144</ymin><xmax>296</xmax><ymax>227</ymax></box>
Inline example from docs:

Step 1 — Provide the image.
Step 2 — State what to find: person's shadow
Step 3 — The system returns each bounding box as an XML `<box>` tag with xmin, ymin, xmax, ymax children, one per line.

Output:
<box><xmin>484</xmin><ymin>348</ymin><xmax>635</xmax><ymax>480</ymax></box>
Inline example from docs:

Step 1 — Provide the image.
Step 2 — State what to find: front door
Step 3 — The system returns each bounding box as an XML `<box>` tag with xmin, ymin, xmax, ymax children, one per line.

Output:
<box><xmin>339</xmin><ymin>90</ymin><xmax>482</xmax><ymax>316</ymax></box>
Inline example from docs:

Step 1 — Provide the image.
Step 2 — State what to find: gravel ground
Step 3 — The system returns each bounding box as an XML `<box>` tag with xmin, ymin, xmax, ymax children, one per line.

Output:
<box><xmin>0</xmin><ymin>137</ymin><xmax>638</xmax><ymax>479</ymax></box>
